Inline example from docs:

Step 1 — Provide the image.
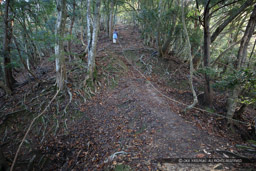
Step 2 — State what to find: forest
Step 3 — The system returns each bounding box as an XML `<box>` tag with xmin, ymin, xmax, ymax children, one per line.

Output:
<box><xmin>0</xmin><ymin>0</ymin><xmax>256</xmax><ymax>170</ymax></box>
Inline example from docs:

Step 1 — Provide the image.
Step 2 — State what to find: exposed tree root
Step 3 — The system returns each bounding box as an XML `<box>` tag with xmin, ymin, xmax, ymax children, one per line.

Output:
<box><xmin>64</xmin><ymin>87</ymin><xmax>73</xmax><ymax>114</ymax></box>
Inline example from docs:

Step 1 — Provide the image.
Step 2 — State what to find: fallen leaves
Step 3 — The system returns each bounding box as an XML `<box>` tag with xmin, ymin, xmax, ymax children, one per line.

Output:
<box><xmin>195</xmin><ymin>153</ymin><xmax>205</xmax><ymax>158</ymax></box>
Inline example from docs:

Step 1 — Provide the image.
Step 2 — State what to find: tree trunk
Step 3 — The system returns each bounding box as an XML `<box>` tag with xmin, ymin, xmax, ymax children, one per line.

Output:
<box><xmin>203</xmin><ymin>1</ymin><xmax>213</xmax><ymax>106</ymax></box>
<box><xmin>25</xmin><ymin>17</ymin><xmax>43</xmax><ymax>62</ymax></box>
<box><xmin>181</xmin><ymin>0</ymin><xmax>198</xmax><ymax>111</ymax></box>
<box><xmin>16</xmin><ymin>17</ymin><xmax>40</xmax><ymax>66</ymax></box>
<box><xmin>248</xmin><ymin>38</ymin><xmax>256</xmax><ymax>67</ymax></box>
<box><xmin>80</xmin><ymin>17</ymin><xmax>86</xmax><ymax>46</ymax></box>
<box><xmin>87</xmin><ymin>0</ymin><xmax>101</xmax><ymax>79</ymax></box>
<box><xmin>103</xmin><ymin>0</ymin><xmax>110</xmax><ymax>34</ymax></box>
<box><xmin>236</xmin><ymin>6</ymin><xmax>256</xmax><ymax>69</ymax></box>
<box><xmin>68</xmin><ymin>0</ymin><xmax>76</xmax><ymax>61</ymax></box>
<box><xmin>55</xmin><ymin>0</ymin><xmax>67</xmax><ymax>90</ymax></box>
<box><xmin>87</xmin><ymin>0</ymin><xmax>92</xmax><ymax>56</ymax></box>
<box><xmin>157</xmin><ymin>0</ymin><xmax>163</xmax><ymax>57</ymax></box>
<box><xmin>13</xmin><ymin>35</ymin><xmax>37</xmax><ymax>80</ymax></box>
<box><xmin>106</xmin><ymin>14</ymin><xmax>109</xmax><ymax>34</ymax></box>
<box><xmin>161</xmin><ymin>16</ymin><xmax>177</xmax><ymax>56</ymax></box>
<box><xmin>226</xmin><ymin>5</ymin><xmax>256</xmax><ymax>125</ymax></box>
<box><xmin>25</xmin><ymin>44</ymin><xmax>31</xmax><ymax>73</ymax></box>
<box><xmin>3</xmin><ymin>0</ymin><xmax>16</xmax><ymax>91</ymax></box>
<box><xmin>109</xmin><ymin>0</ymin><xmax>114</xmax><ymax>39</ymax></box>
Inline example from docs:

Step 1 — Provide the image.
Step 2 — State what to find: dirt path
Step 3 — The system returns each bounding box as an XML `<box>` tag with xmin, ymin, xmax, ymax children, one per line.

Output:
<box><xmin>43</xmin><ymin>25</ymin><xmax>248</xmax><ymax>170</ymax></box>
<box><xmin>97</xmin><ymin>26</ymin><xmax>227</xmax><ymax>169</ymax></box>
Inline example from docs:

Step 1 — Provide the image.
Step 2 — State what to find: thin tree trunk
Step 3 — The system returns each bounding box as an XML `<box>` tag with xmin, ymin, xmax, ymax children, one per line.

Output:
<box><xmin>3</xmin><ymin>0</ymin><xmax>16</xmax><ymax>91</ymax></box>
<box><xmin>24</xmin><ymin>17</ymin><xmax>43</xmax><ymax>62</ymax></box>
<box><xmin>25</xmin><ymin>46</ymin><xmax>31</xmax><ymax>74</ymax></box>
<box><xmin>13</xmin><ymin>35</ymin><xmax>38</xmax><ymax>80</ymax></box>
<box><xmin>16</xmin><ymin>17</ymin><xmax>40</xmax><ymax>65</ymax></box>
<box><xmin>0</xmin><ymin>0</ymin><xmax>3</xmax><ymax>79</ymax></box>
<box><xmin>68</xmin><ymin>0</ymin><xmax>76</xmax><ymax>61</ymax></box>
<box><xmin>114</xmin><ymin>3</ymin><xmax>118</xmax><ymax>25</ymax></box>
<box><xmin>106</xmin><ymin>14</ymin><xmax>109</xmax><ymax>34</ymax></box>
<box><xmin>248</xmin><ymin>38</ymin><xmax>256</xmax><ymax>67</ymax></box>
<box><xmin>157</xmin><ymin>0</ymin><xmax>163</xmax><ymax>57</ymax></box>
<box><xmin>55</xmin><ymin>0</ymin><xmax>67</xmax><ymax>90</ymax></box>
<box><xmin>87</xmin><ymin>0</ymin><xmax>92</xmax><ymax>50</ymax></box>
<box><xmin>86</xmin><ymin>0</ymin><xmax>92</xmax><ymax>66</ymax></box>
<box><xmin>203</xmin><ymin>0</ymin><xmax>213</xmax><ymax>106</ymax></box>
<box><xmin>161</xmin><ymin>16</ymin><xmax>177</xmax><ymax>55</ymax></box>
<box><xmin>22</xmin><ymin>32</ymin><xmax>35</xmax><ymax>69</ymax></box>
<box><xmin>80</xmin><ymin>17</ymin><xmax>86</xmax><ymax>46</ymax></box>
<box><xmin>236</xmin><ymin>6</ymin><xmax>256</xmax><ymax>69</ymax></box>
<box><xmin>103</xmin><ymin>0</ymin><xmax>110</xmax><ymax>34</ymax></box>
<box><xmin>79</xmin><ymin>0</ymin><xmax>86</xmax><ymax>47</ymax></box>
<box><xmin>181</xmin><ymin>0</ymin><xmax>198</xmax><ymax>111</ymax></box>
<box><xmin>109</xmin><ymin>0</ymin><xmax>114</xmax><ymax>39</ymax></box>
<box><xmin>87</xmin><ymin>0</ymin><xmax>101</xmax><ymax>79</ymax></box>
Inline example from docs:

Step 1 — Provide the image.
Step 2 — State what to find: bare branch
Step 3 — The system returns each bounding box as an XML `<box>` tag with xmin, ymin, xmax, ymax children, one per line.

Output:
<box><xmin>211</xmin><ymin>40</ymin><xmax>241</xmax><ymax>66</ymax></box>
<box><xmin>211</xmin><ymin>0</ymin><xmax>254</xmax><ymax>43</ymax></box>
<box><xmin>209</xmin><ymin>0</ymin><xmax>240</xmax><ymax>16</ymax></box>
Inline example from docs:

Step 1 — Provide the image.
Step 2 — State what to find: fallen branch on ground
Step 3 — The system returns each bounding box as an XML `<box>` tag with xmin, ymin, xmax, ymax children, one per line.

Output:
<box><xmin>216</xmin><ymin>150</ymin><xmax>248</xmax><ymax>159</ymax></box>
<box><xmin>75</xmin><ymin>90</ymin><xmax>86</xmax><ymax>103</ymax></box>
<box><xmin>139</xmin><ymin>54</ymin><xmax>152</xmax><ymax>75</ymax></box>
<box><xmin>104</xmin><ymin>151</ymin><xmax>128</xmax><ymax>163</ymax></box>
<box><xmin>10</xmin><ymin>90</ymin><xmax>60</xmax><ymax>171</ymax></box>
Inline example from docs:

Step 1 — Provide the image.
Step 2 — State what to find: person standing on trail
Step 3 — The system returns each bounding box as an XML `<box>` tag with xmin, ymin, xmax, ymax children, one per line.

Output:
<box><xmin>113</xmin><ymin>29</ymin><xmax>118</xmax><ymax>44</ymax></box>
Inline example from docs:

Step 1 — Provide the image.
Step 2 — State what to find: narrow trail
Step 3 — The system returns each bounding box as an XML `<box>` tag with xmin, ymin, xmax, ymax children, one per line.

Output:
<box><xmin>43</xmin><ymin>25</ymin><xmax>247</xmax><ymax>170</ymax></box>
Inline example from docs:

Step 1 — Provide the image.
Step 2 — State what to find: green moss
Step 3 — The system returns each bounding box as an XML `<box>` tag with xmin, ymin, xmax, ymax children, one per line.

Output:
<box><xmin>114</xmin><ymin>164</ymin><xmax>131</xmax><ymax>171</ymax></box>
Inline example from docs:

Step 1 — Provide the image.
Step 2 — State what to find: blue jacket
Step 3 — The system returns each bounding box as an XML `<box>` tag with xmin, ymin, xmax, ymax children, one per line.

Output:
<box><xmin>113</xmin><ymin>31</ymin><xmax>118</xmax><ymax>39</ymax></box>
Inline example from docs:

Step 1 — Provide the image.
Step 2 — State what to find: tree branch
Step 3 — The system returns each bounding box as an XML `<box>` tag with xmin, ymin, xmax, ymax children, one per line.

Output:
<box><xmin>248</xmin><ymin>38</ymin><xmax>256</xmax><ymax>67</ymax></box>
<box><xmin>209</xmin><ymin>0</ymin><xmax>240</xmax><ymax>16</ymax></box>
<box><xmin>211</xmin><ymin>0</ymin><xmax>254</xmax><ymax>43</ymax></box>
<box><xmin>211</xmin><ymin>40</ymin><xmax>241</xmax><ymax>67</ymax></box>
<box><xmin>209</xmin><ymin>0</ymin><xmax>226</xmax><ymax>9</ymax></box>
<box><xmin>195</xmin><ymin>0</ymin><xmax>204</xmax><ymax>27</ymax></box>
